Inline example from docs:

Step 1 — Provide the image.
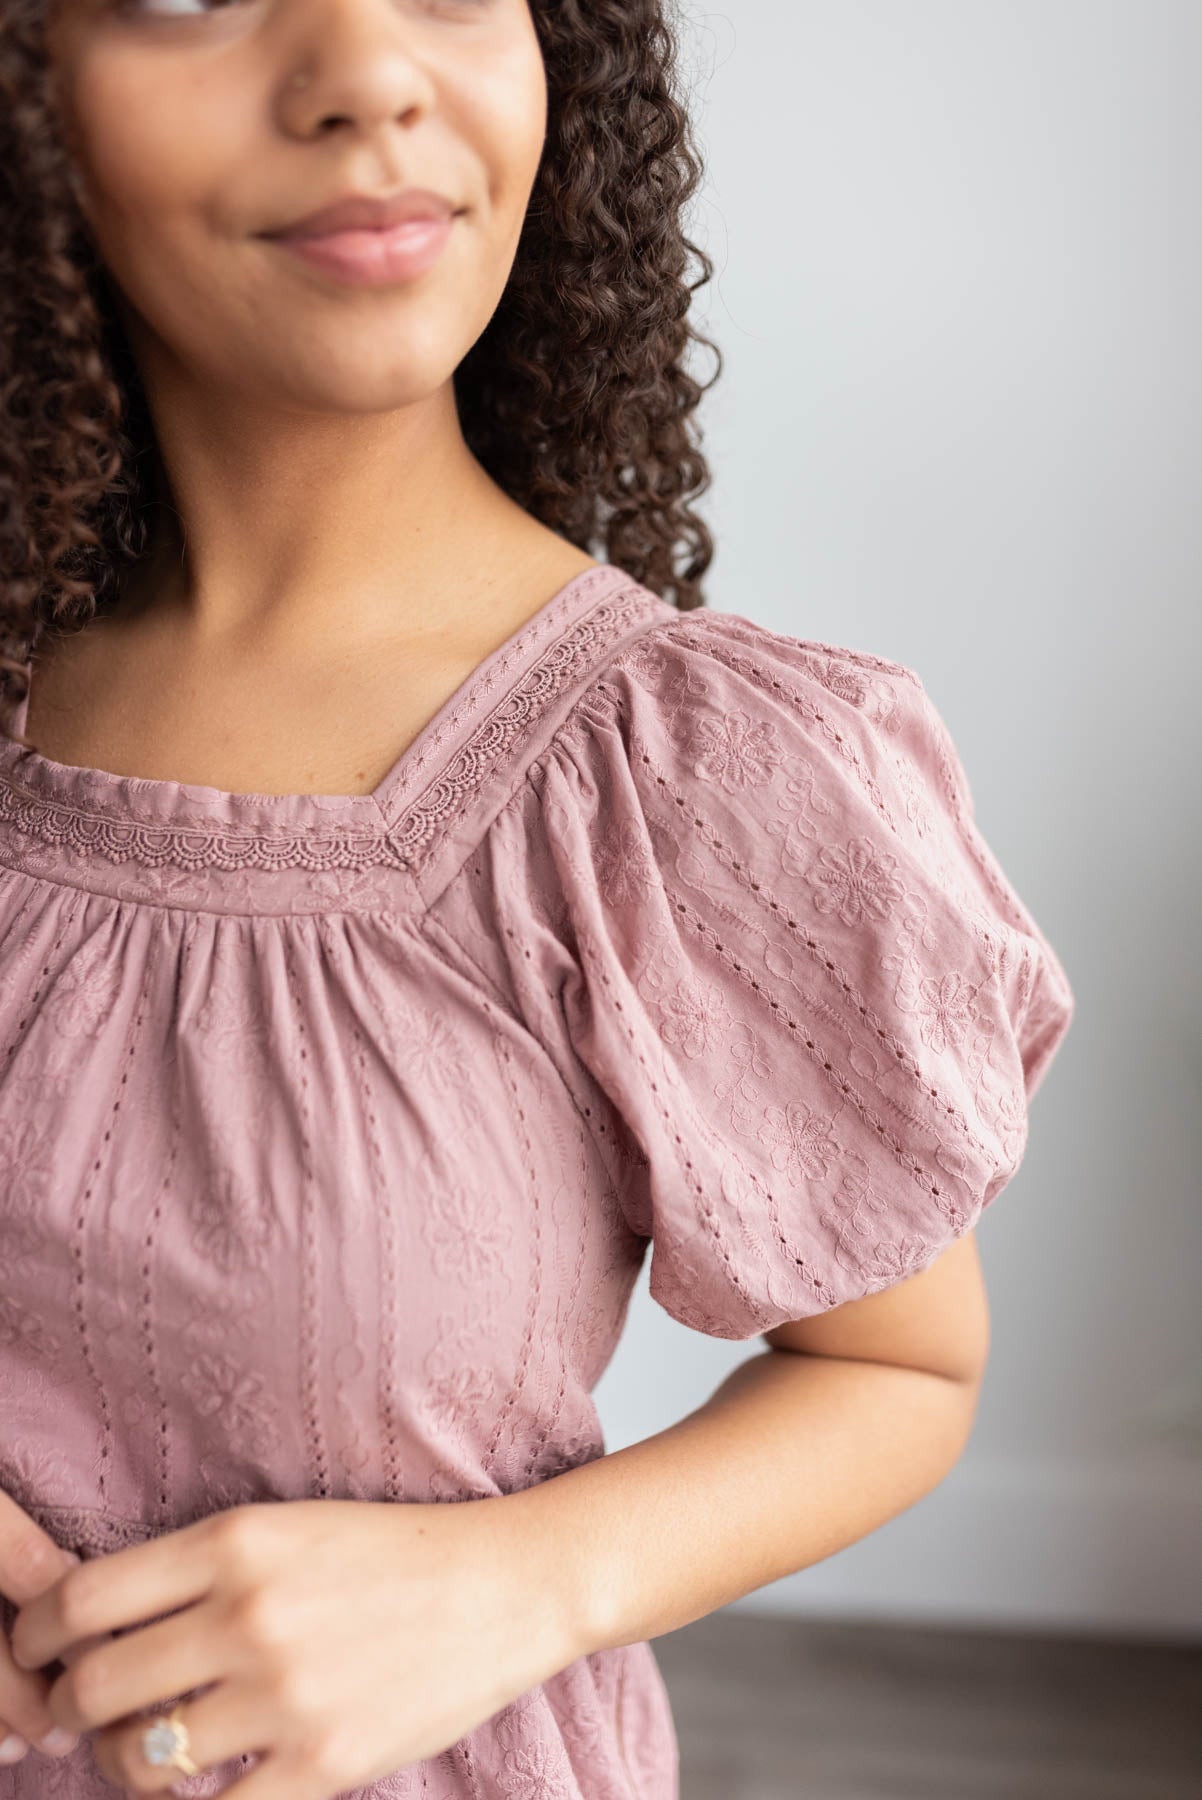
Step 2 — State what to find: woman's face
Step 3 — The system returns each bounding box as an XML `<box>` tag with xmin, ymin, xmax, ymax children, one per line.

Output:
<box><xmin>45</xmin><ymin>0</ymin><xmax>547</xmax><ymax>413</ymax></box>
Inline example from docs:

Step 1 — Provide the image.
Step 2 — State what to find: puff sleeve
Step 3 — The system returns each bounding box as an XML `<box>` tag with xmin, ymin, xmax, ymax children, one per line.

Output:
<box><xmin>499</xmin><ymin>609</ymin><xmax>1076</xmax><ymax>1340</ymax></box>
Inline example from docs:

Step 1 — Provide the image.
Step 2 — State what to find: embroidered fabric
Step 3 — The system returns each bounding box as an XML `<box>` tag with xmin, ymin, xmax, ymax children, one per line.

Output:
<box><xmin>0</xmin><ymin>570</ymin><xmax>1075</xmax><ymax>1799</ymax></box>
<box><xmin>460</xmin><ymin>607</ymin><xmax>1077</xmax><ymax>1335</ymax></box>
<box><xmin>0</xmin><ymin>563</ymin><xmax>661</xmax><ymax>913</ymax></box>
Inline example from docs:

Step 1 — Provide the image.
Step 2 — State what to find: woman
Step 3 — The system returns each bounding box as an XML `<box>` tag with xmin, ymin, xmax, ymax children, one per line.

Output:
<box><xmin>0</xmin><ymin>0</ymin><xmax>1076</xmax><ymax>1795</ymax></box>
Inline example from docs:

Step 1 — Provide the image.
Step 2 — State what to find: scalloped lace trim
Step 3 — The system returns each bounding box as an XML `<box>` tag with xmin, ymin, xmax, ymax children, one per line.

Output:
<box><xmin>9</xmin><ymin>1498</ymin><xmax>166</xmax><ymax>1557</ymax></box>
<box><xmin>0</xmin><ymin>789</ymin><xmax>414</xmax><ymax>873</ymax></box>
<box><xmin>0</xmin><ymin>582</ymin><xmax>660</xmax><ymax>875</ymax></box>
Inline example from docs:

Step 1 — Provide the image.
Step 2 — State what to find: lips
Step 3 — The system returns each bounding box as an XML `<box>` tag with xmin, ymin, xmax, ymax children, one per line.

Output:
<box><xmin>263</xmin><ymin>188</ymin><xmax>458</xmax><ymax>241</ymax></box>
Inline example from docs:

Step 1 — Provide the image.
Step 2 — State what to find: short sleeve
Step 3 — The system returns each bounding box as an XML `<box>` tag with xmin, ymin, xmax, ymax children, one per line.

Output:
<box><xmin>491</xmin><ymin>608</ymin><xmax>1076</xmax><ymax>1341</ymax></box>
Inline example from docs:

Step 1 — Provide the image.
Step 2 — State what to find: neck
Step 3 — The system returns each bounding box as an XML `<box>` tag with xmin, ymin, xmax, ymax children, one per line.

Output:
<box><xmin>110</xmin><ymin>359</ymin><xmax>538</xmax><ymax>664</ymax></box>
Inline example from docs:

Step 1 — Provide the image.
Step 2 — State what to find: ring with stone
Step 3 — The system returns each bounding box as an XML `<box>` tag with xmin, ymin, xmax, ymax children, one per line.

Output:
<box><xmin>140</xmin><ymin>1703</ymin><xmax>200</xmax><ymax>1776</ymax></box>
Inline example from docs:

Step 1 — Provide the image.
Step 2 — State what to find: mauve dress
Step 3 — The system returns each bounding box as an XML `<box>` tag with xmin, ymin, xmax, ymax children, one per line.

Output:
<box><xmin>0</xmin><ymin>560</ymin><xmax>1075</xmax><ymax>1798</ymax></box>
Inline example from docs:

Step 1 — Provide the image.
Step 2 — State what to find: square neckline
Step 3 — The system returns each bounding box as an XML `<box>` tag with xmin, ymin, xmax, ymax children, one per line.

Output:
<box><xmin>0</xmin><ymin>560</ymin><xmax>626</xmax><ymax>834</ymax></box>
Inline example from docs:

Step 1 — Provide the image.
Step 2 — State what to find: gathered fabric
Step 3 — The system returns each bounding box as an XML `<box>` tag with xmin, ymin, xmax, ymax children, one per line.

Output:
<box><xmin>0</xmin><ymin>560</ymin><xmax>1073</xmax><ymax>1797</ymax></box>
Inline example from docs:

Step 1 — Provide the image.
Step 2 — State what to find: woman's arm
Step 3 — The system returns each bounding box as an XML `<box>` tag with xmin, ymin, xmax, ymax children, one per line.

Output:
<box><xmin>6</xmin><ymin>1239</ymin><xmax>988</xmax><ymax>1793</ymax></box>
<box><xmin>503</xmin><ymin>1233</ymin><xmax>990</xmax><ymax>1659</ymax></box>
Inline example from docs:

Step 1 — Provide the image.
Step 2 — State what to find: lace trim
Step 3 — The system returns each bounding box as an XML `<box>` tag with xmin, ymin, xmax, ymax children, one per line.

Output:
<box><xmin>0</xmin><ymin>582</ymin><xmax>661</xmax><ymax>876</ymax></box>
<box><xmin>0</xmin><ymin>789</ymin><xmax>414</xmax><ymax>874</ymax></box>
<box><xmin>380</xmin><ymin>582</ymin><xmax>655</xmax><ymax>866</ymax></box>
<box><xmin>12</xmin><ymin>1498</ymin><xmax>178</xmax><ymax>1557</ymax></box>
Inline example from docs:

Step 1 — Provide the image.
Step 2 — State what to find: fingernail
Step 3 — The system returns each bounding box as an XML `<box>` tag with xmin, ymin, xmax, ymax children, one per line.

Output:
<box><xmin>37</xmin><ymin>1727</ymin><xmax>79</xmax><ymax>1756</ymax></box>
<box><xmin>0</xmin><ymin>1734</ymin><xmax>28</xmax><ymax>1763</ymax></box>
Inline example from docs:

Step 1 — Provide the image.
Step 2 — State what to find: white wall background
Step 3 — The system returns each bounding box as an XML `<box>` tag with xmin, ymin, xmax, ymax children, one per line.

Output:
<box><xmin>593</xmin><ymin>0</ymin><xmax>1202</xmax><ymax>1641</ymax></box>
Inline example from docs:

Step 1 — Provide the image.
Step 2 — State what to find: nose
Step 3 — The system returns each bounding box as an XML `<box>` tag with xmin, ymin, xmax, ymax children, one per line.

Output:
<box><xmin>275</xmin><ymin>0</ymin><xmax>439</xmax><ymax>142</ymax></box>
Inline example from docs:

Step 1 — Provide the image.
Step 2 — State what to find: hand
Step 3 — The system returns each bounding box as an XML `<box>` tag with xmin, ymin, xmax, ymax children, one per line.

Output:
<box><xmin>9</xmin><ymin>1494</ymin><xmax>581</xmax><ymax>1798</ymax></box>
<box><xmin>0</xmin><ymin>1486</ymin><xmax>102</xmax><ymax>1768</ymax></box>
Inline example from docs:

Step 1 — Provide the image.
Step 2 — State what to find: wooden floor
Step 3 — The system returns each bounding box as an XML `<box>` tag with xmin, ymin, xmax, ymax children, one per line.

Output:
<box><xmin>652</xmin><ymin>1610</ymin><xmax>1202</xmax><ymax>1799</ymax></box>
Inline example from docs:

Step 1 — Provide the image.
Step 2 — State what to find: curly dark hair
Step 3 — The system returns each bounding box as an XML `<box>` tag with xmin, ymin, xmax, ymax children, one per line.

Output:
<box><xmin>0</xmin><ymin>0</ymin><xmax>723</xmax><ymax>749</ymax></box>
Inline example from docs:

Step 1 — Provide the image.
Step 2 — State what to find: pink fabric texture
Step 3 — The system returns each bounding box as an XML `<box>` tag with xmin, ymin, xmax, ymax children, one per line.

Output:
<box><xmin>0</xmin><ymin>561</ymin><xmax>1074</xmax><ymax>1796</ymax></box>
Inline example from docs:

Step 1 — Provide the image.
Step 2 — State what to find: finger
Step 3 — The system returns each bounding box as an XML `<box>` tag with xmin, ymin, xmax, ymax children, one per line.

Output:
<box><xmin>0</xmin><ymin>1626</ymin><xmax>81</xmax><ymax>1761</ymax></box>
<box><xmin>42</xmin><ymin>1599</ymin><xmax>228</xmax><ymax>1736</ymax></box>
<box><xmin>0</xmin><ymin>1727</ymin><xmax>29</xmax><ymax>1766</ymax></box>
<box><xmin>0</xmin><ymin>1607</ymin><xmax>89</xmax><ymax>1758</ymax></box>
<box><xmin>0</xmin><ymin>1720</ymin><xmax>81</xmax><ymax>1766</ymax></box>
<box><xmin>192</xmin><ymin>1746</ymin><xmax>327</xmax><ymax>1800</ymax></box>
<box><xmin>10</xmin><ymin>1512</ymin><xmax>222</xmax><ymax>1672</ymax></box>
<box><xmin>0</xmin><ymin>1491</ymin><xmax>82</xmax><ymax>1606</ymax></box>
<box><xmin>0</xmin><ymin>1502</ymin><xmax>103</xmax><ymax>1758</ymax></box>
<box><xmin>96</xmin><ymin>1683</ymin><xmax>274</xmax><ymax>1797</ymax></box>
<box><xmin>212</xmin><ymin>1758</ymin><xmax>323</xmax><ymax>1800</ymax></box>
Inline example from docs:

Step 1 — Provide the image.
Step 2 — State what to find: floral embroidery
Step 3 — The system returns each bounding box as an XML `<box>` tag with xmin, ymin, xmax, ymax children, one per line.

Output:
<box><xmin>45</xmin><ymin>947</ymin><xmax>116</xmax><ymax>1039</ymax></box>
<box><xmin>688</xmin><ymin>706</ymin><xmax>785</xmax><ymax>792</ymax></box>
<box><xmin>183</xmin><ymin>1165</ymin><xmax>276</xmax><ymax>1276</ymax></box>
<box><xmin>421</xmin><ymin>1173</ymin><xmax>514</xmax><ymax>1292</ymax></box>
<box><xmin>757</xmin><ymin>1098</ymin><xmax>841</xmax><ymax>1182</ymax></box>
<box><xmin>807</xmin><ymin>834</ymin><xmax>907</xmax><ymax>929</ymax></box>
<box><xmin>0</xmin><ymin>1113</ymin><xmax>51</xmax><ymax>1219</ymax></box>
<box><xmin>0</xmin><ymin>1290</ymin><xmax>61</xmax><ymax>1359</ymax></box>
<box><xmin>0</xmin><ymin>585</ymin><xmax>1072</xmax><ymax>1800</ymax></box>
<box><xmin>918</xmin><ymin>967</ymin><xmax>978</xmax><ymax>1056</ymax></box>
<box><xmin>889</xmin><ymin>742</ymin><xmax>938</xmax><ymax>838</ymax></box>
<box><xmin>821</xmin><ymin>1155</ymin><xmax>932</xmax><ymax>1290</ymax></box>
<box><xmin>593</xmin><ymin>818</ymin><xmax>659</xmax><ymax>906</ymax></box>
<box><xmin>191</xmin><ymin>958</ymin><xmax>273</xmax><ymax>1058</ymax></box>
<box><xmin>421</xmin><ymin>1314</ymin><xmax>498</xmax><ymax>1435</ymax></box>
<box><xmin>494</xmin><ymin>1698</ymin><xmax>579</xmax><ymax>1799</ymax></box>
<box><xmin>797</xmin><ymin>650</ymin><xmax>869</xmax><ymax>708</ymax></box>
<box><xmin>178</xmin><ymin>1350</ymin><xmax>283</xmax><ymax>1453</ymax></box>
<box><xmin>652</xmin><ymin>974</ymin><xmax>734</xmax><ymax>1060</ymax></box>
<box><xmin>0</xmin><ymin>1441</ymin><xmax>73</xmax><ymax>1515</ymax></box>
<box><xmin>377</xmin><ymin>994</ymin><xmax>474</xmax><ymax>1098</ymax></box>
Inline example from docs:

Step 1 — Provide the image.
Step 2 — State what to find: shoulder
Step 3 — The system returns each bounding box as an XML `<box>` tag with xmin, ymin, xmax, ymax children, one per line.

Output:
<box><xmin>486</xmin><ymin>601</ymin><xmax>1075</xmax><ymax>1337</ymax></box>
<box><xmin>545</xmin><ymin>601</ymin><xmax>962</xmax><ymax>867</ymax></box>
<box><xmin>587</xmin><ymin>601</ymin><xmax>924</xmax><ymax>706</ymax></box>
<box><xmin>571</xmin><ymin>601</ymin><xmax>934</xmax><ymax>759</ymax></box>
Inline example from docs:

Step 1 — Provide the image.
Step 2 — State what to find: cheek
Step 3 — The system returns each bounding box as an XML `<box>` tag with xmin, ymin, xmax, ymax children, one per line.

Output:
<box><xmin>64</xmin><ymin>51</ymin><xmax>240</xmax><ymax>278</ymax></box>
<box><xmin>458</xmin><ymin>37</ymin><xmax>548</xmax><ymax>224</ymax></box>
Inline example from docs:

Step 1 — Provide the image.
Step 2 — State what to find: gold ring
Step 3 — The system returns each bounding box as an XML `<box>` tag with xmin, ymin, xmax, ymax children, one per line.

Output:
<box><xmin>141</xmin><ymin>1703</ymin><xmax>200</xmax><ymax>1776</ymax></box>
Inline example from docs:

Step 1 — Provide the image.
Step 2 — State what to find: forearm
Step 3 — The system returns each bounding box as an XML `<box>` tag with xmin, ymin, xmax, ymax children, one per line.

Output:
<box><xmin>505</xmin><ymin>1346</ymin><xmax>982</xmax><ymax>1659</ymax></box>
